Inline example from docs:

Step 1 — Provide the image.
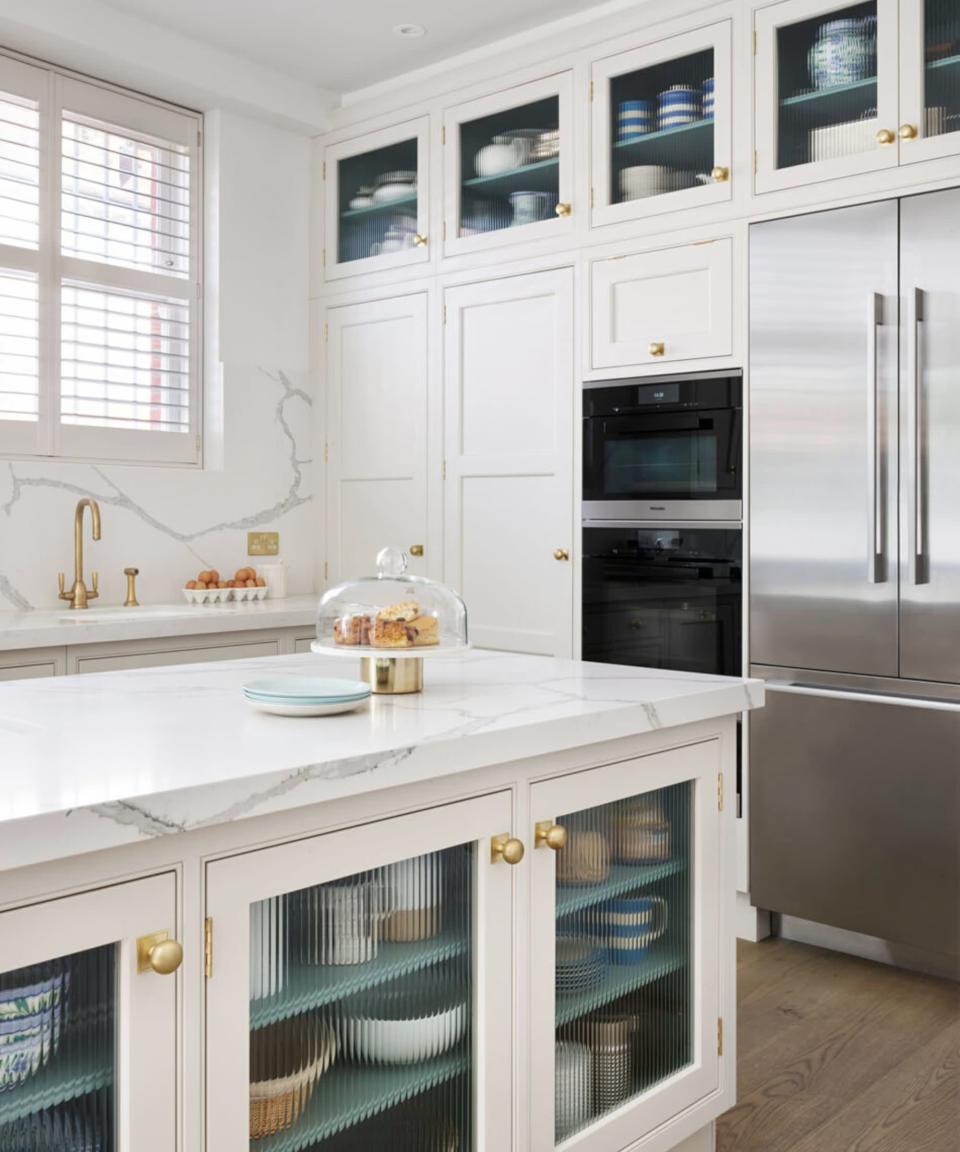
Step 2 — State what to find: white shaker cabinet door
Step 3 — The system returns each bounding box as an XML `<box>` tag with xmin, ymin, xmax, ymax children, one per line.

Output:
<box><xmin>325</xmin><ymin>294</ymin><xmax>430</xmax><ymax>585</ymax></box>
<box><xmin>443</xmin><ymin>269</ymin><xmax>574</xmax><ymax>656</ymax></box>
<box><xmin>590</xmin><ymin>238</ymin><xmax>732</xmax><ymax>371</ymax></box>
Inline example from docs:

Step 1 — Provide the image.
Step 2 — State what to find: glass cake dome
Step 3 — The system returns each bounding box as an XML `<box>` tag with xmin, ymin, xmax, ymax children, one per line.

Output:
<box><xmin>314</xmin><ymin>547</ymin><xmax>469</xmax><ymax>659</ymax></box>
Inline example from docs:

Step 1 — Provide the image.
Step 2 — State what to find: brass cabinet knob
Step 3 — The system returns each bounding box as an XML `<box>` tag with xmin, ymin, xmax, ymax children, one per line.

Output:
<box><xmin>408</xmin><ymin>544</ymin><xmax>424</xmax><ymax>557</ymax></box>
<box><xmin>710</xmin><ymin>166</ymin><xmax>730</xmax><ymax>182</ymax></box>
<box><xmin>535</xmin><ymin>821</ymin><xmax>568</xmax><ymax>850</ymax></box>
<box><xmin>649</xmin><ymin>341</ymin><xmax>666</xmax><ymax>357</ymax></box>
<box><xmin>413</xmin><ymin>234</ymin><xmax>428</xmax><ymax>247</ymax></box>
<box><xmin>898</xmin><ymin>123</ymin><xmax>918</xmax><ymax>140</ymax></box>
<box><xmin>555</xmin><ymin>202</ymin><xmax>572</xmax><ymax>217</ymax></box>
<box><xmin>876</xmin><ymin>128</ymin><xmax>896</xmax><ymax>145</ymax></box>
<box><xmin>137</xmin><ymin>931</ymin><xmax>183</xmax><ymax>975</ymax></box>
<box><xmin>553</xmin><ymin>548</ymin><xmax>570</xmax><ymax>561</ymax></box>
<box><xmin>491</xmin><ymin>834</ymin><xmax>525</xmax><ymax>866</ymax></box>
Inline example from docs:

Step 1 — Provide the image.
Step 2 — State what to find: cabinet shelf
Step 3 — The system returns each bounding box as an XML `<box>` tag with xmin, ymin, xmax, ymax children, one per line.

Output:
<box><xmin>250</xmin><ymin>932</ymin><xmax>469</xmax><ymax>1030</ymax></box>
<box><xmin>927</xmin><ymin>53</ymin><xmax>960</xmax><ymax>73</ymax></box>
<box><xmin>612</xmin><ymin>119</ymin><xmax>713</xmax><ymax>161</ymax></box>
<box><xmin>462</xmin><ymin>157</ymin><xmax>559</xmax><ymax>197</ymax></box>
<box><xmin>0</xmin><ymin>1053</ymin><xmax>112</xmax><ymax>1126</ymax></box>
<box><xmin>556</xmin><ymin>860</ymin><xmax>685</xmax><ymax>920</ymax></box>
<box><xmin>255</xmin><ymin>1048</ymin><xmax>468</xmax><ymax>1152</ymax></box>
<box><xmin>779</xmin><ymin>76</ymin><xmax>878</xmax><ymax>127</ymax></box>
<box><xmin>556</xmin><ymin>946</ymin><xmax>685</xmax><ymax>1027</ymax></box>
<box><xmin>340</xmin><ymin>195</ymin><xmax>417</xmax><ymax>220</ymax></box>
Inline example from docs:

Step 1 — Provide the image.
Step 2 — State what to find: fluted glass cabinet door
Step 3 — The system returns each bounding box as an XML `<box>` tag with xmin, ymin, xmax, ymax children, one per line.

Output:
<box><xmin>443</xmin><ymin>73</ymin><xmax>574</xmax><ymax>256</ymax></box>
<box><xmin>0</xmin><ymin>873</ymin><xmax>178</xmax><ymax>1152</ymax></box>
<box><xmin>899</xmin><ymin>0</ymin><xmax>960</xmax><ymax>164</ymax></box>
<box><xmin>323</xmin><ymin>117</ymin><xmax>430</xmax><ymax>281</ymax></box>
<box><xmin>530</xmin><ymin>741</ymin><xmax>723</xmax><ymax>1152</ymax></box>
<box><xmin>590</xmin><ymin>22</ymin><xmax>732</xmax><ymax>227</ymax></box>
<box><xmin>205</xmin><ymin>792</ymin><xmax>514</xmax><ymax>1152</ymax></box>
<box><xmin>755</xmin><ymin>0</ymin><xmax>899</xmax><ymax>192</ymax></box>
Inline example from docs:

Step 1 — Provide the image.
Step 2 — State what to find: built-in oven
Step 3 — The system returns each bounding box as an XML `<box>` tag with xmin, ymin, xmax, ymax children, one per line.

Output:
<box><xmin>583</xmin><ymin>371</ymin><xmax>742</xmax><ymax>522</ymax></box>
<box><xmin>582</xmin><ymin>523</ymin><xmax>742</xmax><ymax>677</ymax></box>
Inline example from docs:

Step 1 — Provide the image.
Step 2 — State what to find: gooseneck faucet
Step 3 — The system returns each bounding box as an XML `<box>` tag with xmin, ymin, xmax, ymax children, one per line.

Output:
<box><xmin>58</xmin><ymin>498</ymin><xmax>101</xmax><ymax>609</ymax></box>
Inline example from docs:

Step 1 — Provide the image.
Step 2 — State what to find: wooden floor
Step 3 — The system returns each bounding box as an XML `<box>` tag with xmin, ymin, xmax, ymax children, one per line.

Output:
<box><xmin>717</xmin><ymin>938</ymin><xmax>960</xmax><ymax>1152</ymax></box>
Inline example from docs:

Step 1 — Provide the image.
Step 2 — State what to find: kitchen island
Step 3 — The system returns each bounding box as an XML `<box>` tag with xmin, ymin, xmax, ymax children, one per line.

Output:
<box><xmin>0</xmin><ymin>650</ymin><xmax>762</xmax><ymax>1152</ymax></box>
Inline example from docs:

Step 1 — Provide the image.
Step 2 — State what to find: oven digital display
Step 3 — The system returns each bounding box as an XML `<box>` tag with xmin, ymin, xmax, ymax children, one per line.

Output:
<box><xmin>637</xmin><ymin>382</ymin><xmax>680</xmax><ymax>405</ymax></box>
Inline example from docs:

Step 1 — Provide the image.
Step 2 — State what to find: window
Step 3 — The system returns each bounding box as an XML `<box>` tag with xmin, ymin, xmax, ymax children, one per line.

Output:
<box><xmin>0</xmin><ymin>52</ymin><xmax>201</xmax><ymax>465</ymax></box>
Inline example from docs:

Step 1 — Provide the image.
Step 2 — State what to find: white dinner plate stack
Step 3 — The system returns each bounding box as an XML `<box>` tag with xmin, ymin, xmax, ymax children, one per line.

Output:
<box><xmin>555</xmin><ymin>1040</ymin><xmax>594</xmax><ymax>1139</ymax></box>
<box><xmin>242</xmin><ymin>677</ymin><xmax>371</xmax><ymax>717</ymax></box>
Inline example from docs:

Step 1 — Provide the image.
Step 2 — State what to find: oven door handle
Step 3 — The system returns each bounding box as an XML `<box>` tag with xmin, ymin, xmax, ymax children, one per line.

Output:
<box><xmin>598</xmin><ymin>414</ymin><xmax>716</xmax><ymax>433</ymax></box>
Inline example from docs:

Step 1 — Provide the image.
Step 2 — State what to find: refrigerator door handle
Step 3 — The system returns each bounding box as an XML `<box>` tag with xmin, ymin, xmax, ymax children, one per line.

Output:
<box><xmin>866</xmin><ymin>293</ymin><xmax>884</xmax><ymax>583</ymax></box>
<box><xmin>907</xmin><ymin>286</ymin><xmax>928</xmax><ymax>585</ymax></box>
<box><xmin>763</xmin><ymin>679</ymin><xmax>960</xmax><ymax>713</ymax></box>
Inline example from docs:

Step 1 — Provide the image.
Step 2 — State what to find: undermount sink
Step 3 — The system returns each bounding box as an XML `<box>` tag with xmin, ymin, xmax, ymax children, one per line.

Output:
<box><xmin>55</xmin><ymin>606</ymin><xmax>194</xmax><ymax>624</ymax></box>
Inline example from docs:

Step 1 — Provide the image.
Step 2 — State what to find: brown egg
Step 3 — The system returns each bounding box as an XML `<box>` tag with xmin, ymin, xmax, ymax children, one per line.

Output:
<box><xmin>255</xmin><ymin>577</ymin><xmax>266</xmax><ymax>587</ymax></box>
<box><xmin>234</xmin><ymin>569</ymin><xmax>247</xmax><ymax>583</ymax></box>
<box><xmin>245</xmin><ymin>578</ymin><xmax>257</xmax><ymax>588</ymax></box>
<box><xmin>208</xmin><ymin>569</ymin><xmax>220</xmax><ymax>585</ymax></box>
<box><xmin>217</xmin><ymin>581</ymin><xmax>227</xmax><ymax>589</ymax></box>
<box><xmin>185</xmin><ymin>580</ymin><xmax>198</xmax><ymax>589</ymax></box>
<box><xmin>198</xmin><ymin>570</ymin><xmax>212</xmax><ymax>584</ymax></box>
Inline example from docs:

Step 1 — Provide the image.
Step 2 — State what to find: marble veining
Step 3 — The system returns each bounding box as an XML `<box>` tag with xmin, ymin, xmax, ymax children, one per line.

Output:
<box><xmin>0</xmin><ymin>649</ymin><xmax>763</xmax><ymax>872</ymax></box>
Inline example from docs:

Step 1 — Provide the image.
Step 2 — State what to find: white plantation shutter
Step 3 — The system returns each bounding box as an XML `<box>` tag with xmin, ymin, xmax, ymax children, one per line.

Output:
<box><xmin>0</xmin><ymin>52</ymin><xmax>201</xmax><ymax>464</ymax></box>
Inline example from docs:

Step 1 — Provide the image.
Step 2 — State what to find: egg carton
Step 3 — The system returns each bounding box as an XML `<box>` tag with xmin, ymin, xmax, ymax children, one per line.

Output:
<box><xmin>182</xmin><ymin>586</ymin><xmax>268</xmax><ymax>605</ymax></box>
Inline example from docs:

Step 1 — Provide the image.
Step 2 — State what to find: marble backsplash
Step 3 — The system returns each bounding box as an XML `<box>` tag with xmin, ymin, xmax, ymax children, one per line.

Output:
<box><xmin>0</xmin><ymin>362</ymin><xmax>317</xmax><ymax>612</ymax></box>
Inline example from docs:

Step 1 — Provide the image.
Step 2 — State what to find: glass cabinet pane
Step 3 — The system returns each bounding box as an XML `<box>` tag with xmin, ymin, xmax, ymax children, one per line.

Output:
<box><xmin>249</xmin><ymin>845</ymin><xmax>473</xmax><ymax>1150</ymax></box>
<box><xmin>0</xmin><ymin>944</ymin><xmax>115</xmax><ymax>1151</ymax></box>
<box><xmin>776</xmin><ymin>2</ymin><xmax>879</xmax><ymax>169</ymax></box>
<box><xmin>553</xmin><ymin>784</ymin><xmax>691</xmax><ymax>1144</ymax></box>
<box><xmin>337</xmin><ymin>139</ymin><xmax>419</xmax><ymax>264</ymax></box>
<box><xmin>458</xmin><ymin>96</ymin><xmax>560</xmax><ymax>237</ymax></box>
<box><xmin>609</xmin><ymin>51</ymin><xmax>714</xmax><ymax>206</ymax></box>
<box><xmin>924</xmin><ymin>0</ymin><xmax>960</xmax><ymax>139</ymax></box>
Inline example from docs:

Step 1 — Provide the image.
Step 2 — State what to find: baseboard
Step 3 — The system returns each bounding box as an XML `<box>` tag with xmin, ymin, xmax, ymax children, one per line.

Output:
<box><xmin>669</xmin><ymin>1122</ymin><xmax>715</xmax><ymax>1152</ymax></box>
<box><xmin>777</xmin><ymin>914</ymin><xmax>959</xmax><ymax>981</ymax></box>
<box><xmin>736</xmin><ymin>890</ymin><xmax>771</xmax><ymax>942</ymax></box>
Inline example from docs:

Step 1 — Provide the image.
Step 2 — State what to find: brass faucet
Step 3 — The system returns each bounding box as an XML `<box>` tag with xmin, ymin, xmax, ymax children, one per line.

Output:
<box><xmin>58</xmin><ymin>498</ymin><xmax>101</xmax><ymax>609</ymax></box>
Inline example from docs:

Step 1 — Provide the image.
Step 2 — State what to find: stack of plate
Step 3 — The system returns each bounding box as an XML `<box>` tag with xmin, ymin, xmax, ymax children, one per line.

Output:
<box><xmin>555</xmin><ymin>937</ymin><xmax>605</xmax><ymax>994</ymax></box>
<box><xmin>242</xmin><ymin>677</ymin><xmax>371</xmax><ymax>717</ymax></box>
<box><xmin>555</xmin><ymin>1041</ymin><xmax>593</xmax><ymax>1139</ymax></box>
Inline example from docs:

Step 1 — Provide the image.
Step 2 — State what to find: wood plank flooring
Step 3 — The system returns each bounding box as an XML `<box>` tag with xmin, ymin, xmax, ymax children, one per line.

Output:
<box><xmin>717</xmin><ymin>938</ymin><xmax>960</xmax><ymax>1152</ymax></box>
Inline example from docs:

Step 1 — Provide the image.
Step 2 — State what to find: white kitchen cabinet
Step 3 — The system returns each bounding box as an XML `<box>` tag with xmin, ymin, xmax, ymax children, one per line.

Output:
<box><xmin>323</xmin><ymin>118</ymin><xmax>431</xmax><ymax>281</ymax></box>
<box><xmin>325</xmin><ymin>294</ymin><xmax>430</xmax><ymax>584</ymax></box>
<box><xmin>590</xmin><ymin>238</ymin><xmax>733</xmax><ymax>372</ymax></box>
<box><xmin>0</xmin><ymin>873</ymin><xmax>178</xmax><ymax>1151</ymax></box>
<box><xmin>590</xmin><ymin>21</ymin><xmax>733</xmax><ymax>228</ymax></box>
<box><xmin>0</xmin><ymin>647</ymin><xmax>65</xmax><ymax>681</ymax></box>
<box><xmin>898</xmin><ymin>0</ymin><xmax>960</xmax><ymax>166</ymax></box>
<box><xmin>443</xmin><ymin>268</ymin><xmax>574</xmax><ymax>656</ymax></box>
<box><xmin>754</xmin><ymin>0</ymin><xmax>900</xmax><ymax>193</ymax></box>
<box><xmin>529</xmin><ymin>738</ymin><xmax>727</xmax><ymax>1152</ymax></box>
<box><xmin>205</xmin><ymin>790</ymin><xmax>516</xmax><ymax>1150</ymax></box>
<box><xmin>69</xmin><ymin>635</ymin><xmax>281</xmax><ymax>674</ymax></box>
<box><xmin>443</xmin><ymin>72</ymin><xmax>575</xmax><ymax>257</ymax></box>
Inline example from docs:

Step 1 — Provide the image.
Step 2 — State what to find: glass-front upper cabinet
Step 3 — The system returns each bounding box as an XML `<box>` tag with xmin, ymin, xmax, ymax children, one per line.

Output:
<box><xmin>0</xmin><ymin>874</ymin><xmax>178</xmax><ymax>1152</ymax></box>
<box><xmin>898</xmin><ymin>0</ymin><xmax>960</xmax><ymax>164</ymax></box>
<box><xmin>443</xmin><ymin>73</ymin><xmax>574</xmax><ymax>256</ymax></box>
<box><xmin>205</xmin><ymin>792</ymin><xmax>515</xmax><ymax>1151</ymax></box>
<box><xmin>323</xmin><ymin>118</ymin><xmax>430</xmax><ymax>280</ymax></box>
<box><xmin>590</xmin><ymin>23</ymin><xmax>732</xmax><ymax>228</ymax></box>
<box><xmin>755</xmin><ymin>0</ymin><xmax>899</xmax><ymax>192</ymax></box>
<box><xmin>529</xmin><ymin>741</ymin><xmax>723</xmax><ymax>1152</ymax></box>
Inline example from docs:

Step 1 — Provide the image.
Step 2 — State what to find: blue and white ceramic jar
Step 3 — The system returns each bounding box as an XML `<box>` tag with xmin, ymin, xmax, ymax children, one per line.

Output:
<box><xmin>657</xmin><ymin>85</ymin><xmax>701</xmax><ymax>129</ymax></box>
<box><xmin>617</xmin><ymin>99</ymin><xmax>653</xmax><ymax>140</ymax></box>
<box><xmin>808</xmin><ymin>17</ymin><xmax>877</xmax><ymax>90</ymax></box>
<box><xmin>702</xmin><ymin>77</ymin><xmax>715</xmax><ymax>120</ymax></box>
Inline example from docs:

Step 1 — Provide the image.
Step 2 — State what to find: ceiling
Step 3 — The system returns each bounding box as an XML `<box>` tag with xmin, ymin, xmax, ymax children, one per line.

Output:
<box><xmin>98</xmin><ymin>0</ymin><xmax>614</xmax><ymax>95</ymax></box>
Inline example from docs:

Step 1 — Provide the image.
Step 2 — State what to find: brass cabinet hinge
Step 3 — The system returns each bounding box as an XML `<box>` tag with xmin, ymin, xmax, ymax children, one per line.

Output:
<box><xmin>442</xmin><ymin>125</ymin><xmax>446</xmax><ymax>145</ymax></box>
<box><xmin>323</xmin><ymin>441</ymin><xmax>329</xmax><ymax>464</ymax></box>
<box><xmin>323</xmin><ymin>321</ymin><xmax>329</xmax><ymax>343</ymax></box>
<box><xmin>442</xmin><ymin>459</ymin><xmax>447</xmax><ymax>481</ymax></box>
<box><xmin>754</xmin><ymin>150</ymin><xmax>758</xmax><ymax>174</ymax></box>
<box><xmin>717</xmin><ymin>772</ymin><xmax>724</xmax><ymax>812</ymax></box>
<box><xmin>753</xmin><ymin>30</ymin><xmax>757</xmax><ymax>55</ymax></box>
<box><xmin>322</xmin><ymin>247</ymin><xmax>326</xmax><ymax>266</ymax></box>
<box><xmin>589</xmin><ymin>79</ymin><xmax>594</xmax><ymax>101</ymax></box>
<box><xmin>717</xmin><ymin>1017</ymin><xmax>723</xmax><ymax>1056</ymax></box>
<box><xmin>324</xmin><ymin>560</ymin><xmax>329</xmax><ymax>581</ymax></box>
<box><xmin>322</xmin><ymin>160</ymin><xmax>327</xmax><ymax>180</ymax></box>
<box><xmin>442</xmin><ymin>220</ymin><xmax>447</xmax><ymax>241</ymax></box>
<box><xmin>204</xmin><ymin>917</ymin><xmax>213</xmax><ymax>979</ymax></box>
<box><xmin>442</xmin><ymin>304</ymin><xmax>447</xmax><ymax>325</ymax></box>
<box><xmin>590</xmin><ymin>187</ymin><xmax>595</xmax><ymax>210</ymax></box>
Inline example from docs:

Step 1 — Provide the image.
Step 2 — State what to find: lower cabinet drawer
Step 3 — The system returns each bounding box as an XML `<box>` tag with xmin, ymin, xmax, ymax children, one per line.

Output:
<box><xmin>73</xmin><ymin>639</ymin><xmax>280</xmax><ymax>674</ymax></box>
<box><xmin>590</xmin><ymin>237</ymin><xmax>733</xmax><ymax>371</ymax></box>
<box><xmin>0</xmin><ymin>661</ymin><xmax>58</xmax><ymax>681</ymax></box>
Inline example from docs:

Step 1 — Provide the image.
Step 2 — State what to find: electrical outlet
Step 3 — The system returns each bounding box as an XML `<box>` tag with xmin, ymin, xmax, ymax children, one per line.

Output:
<box><xmin>247</xmin><ymin>532</ymin><xmax>279</xmax><ymax>557</ymax></box>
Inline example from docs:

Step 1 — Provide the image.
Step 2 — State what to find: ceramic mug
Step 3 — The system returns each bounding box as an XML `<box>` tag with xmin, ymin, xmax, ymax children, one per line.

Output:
<box><xmin>808</xmin><ymin>17</ymin><xmax>876</xmax><ymax>90</ymax></box>
<box><xmin>315</xmin><ymin>881</ymin><xmax>380</xmax><ymax>965</ymax></box>
<box><xmin>383</xmin><ymin>853</ymin><xmax>443</xmax><ymax>942</ymax></box>
<box><xmin>657</xmin><ymin>85</ymin><xmax>700</xmax><ymax>129</ymax></box>
<box><xmin>474</xmin><ymin>134</ymin><xmax>529</xmax><ymax>177</ymax></box>
<box><xmin>617</xmin><ymin>99</ymin><xmax>653</xmax><ymax>140</ymax></box>
<box><xmin>601</xmin><ymin>895</ymin><xmax>668</xmax><ymax>964</ymax></box>
<box><xmin>508</xmin><ymin>190</ymin><xmax>557</xmax><ymax>226</ymax></box>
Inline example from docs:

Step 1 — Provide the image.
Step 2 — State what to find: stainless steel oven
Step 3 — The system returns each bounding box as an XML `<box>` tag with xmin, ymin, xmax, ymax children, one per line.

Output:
<box><xmin>582</xmin><ymin>371</ymin><xmax>742</xmax><ymax>522</ymax></box>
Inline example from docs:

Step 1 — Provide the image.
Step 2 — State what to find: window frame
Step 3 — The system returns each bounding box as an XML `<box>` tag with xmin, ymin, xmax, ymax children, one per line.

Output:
<box><xmin>0</xmin><ymin>48</ymin><xmax>203</xmax><ymax>467</ymax></box>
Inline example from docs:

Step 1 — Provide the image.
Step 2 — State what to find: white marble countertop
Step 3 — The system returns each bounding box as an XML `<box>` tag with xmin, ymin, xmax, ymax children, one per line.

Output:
<box><xmin>0</xmin><ymin>594</ymin><xmax>319</xmax><ymax>651</ymax></box>
<box><xmin>0</xmin><ymin>649</ymin><xmax>763</xmax><ymax>872</ymax></box>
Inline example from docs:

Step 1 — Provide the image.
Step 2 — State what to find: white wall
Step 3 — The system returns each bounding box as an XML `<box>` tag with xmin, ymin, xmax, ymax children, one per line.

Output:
<box><xmin>0</xmin><ymin>110</ymin><xmax>317</xmax><ymax>611</ymax></box>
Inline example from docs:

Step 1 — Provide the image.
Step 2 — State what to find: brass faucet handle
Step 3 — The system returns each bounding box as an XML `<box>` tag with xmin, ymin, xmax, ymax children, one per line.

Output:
<box><xmin>90</xmin><ymin>570</ymin><xmax>99</xmax><ymax>599</ymax></box>
<box><xmin>123</xmin><ymin>567</ymin><xmax>140</xmax><ymax>608</ymax></box>
<box><xmin>57</xmin><ymin>572</ymin><xmax>65</xmax><ymax>597</ymax></box>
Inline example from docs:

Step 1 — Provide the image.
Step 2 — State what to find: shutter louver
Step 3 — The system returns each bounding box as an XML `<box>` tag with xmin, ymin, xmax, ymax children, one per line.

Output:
<box><xmin>0</xmin><ymin>268</ymin><xmax>39</xmax><ymax>422</ymax></box>
<box><xmin>0</xmin><ymin>90</ymin><xmax>40</xmax><ymax>250</ymax></box>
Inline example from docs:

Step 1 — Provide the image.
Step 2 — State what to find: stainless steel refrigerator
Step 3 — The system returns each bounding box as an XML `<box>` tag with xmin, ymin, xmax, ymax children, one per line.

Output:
<box><xmin>749</xmin><ymin>190</ymin><xmax>960</xmax><ymax>966</ymax></box>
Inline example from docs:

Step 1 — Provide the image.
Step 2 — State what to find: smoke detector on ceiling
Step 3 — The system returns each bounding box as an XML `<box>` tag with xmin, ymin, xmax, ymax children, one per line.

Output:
<box><xmin>393</xmin><ymin>23</ymin><xmax>426</xmax><ymax>37</ymax></box>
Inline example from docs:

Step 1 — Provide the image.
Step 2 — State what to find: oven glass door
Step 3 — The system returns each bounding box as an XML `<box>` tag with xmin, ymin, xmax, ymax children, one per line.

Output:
<box><xmin>583</xmin><ymin>410</ymin><xmax>740</xmax><ymax>504</ymax></box>
<box><xmin>582</xmin><ymin>525</ymin><xmax>742</xmax><ymax>676</ymax></box>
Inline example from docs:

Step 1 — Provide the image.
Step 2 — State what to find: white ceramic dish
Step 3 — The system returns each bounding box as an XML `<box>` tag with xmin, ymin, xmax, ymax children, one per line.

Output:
<box><xmin>244</xmin><ymin>677</ymin><xmax>370</xmax><ymax>701</ymax></box>
<box><xmin>342</xmin><ymin>1000</ymin><xmax>466</xmax><ymax>1064</ymax></box>
<box><xmin>244</xmin><ymin>696</ymin><xmax>370</xmax><ymax>718</ymax></box>
<box><xmin>182</xmin><ymin>586</ymin><xmax>268</xmax><ymax>605</ymax></box>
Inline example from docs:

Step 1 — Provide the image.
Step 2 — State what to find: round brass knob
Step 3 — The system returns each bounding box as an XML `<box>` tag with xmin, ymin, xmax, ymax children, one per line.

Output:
<box><xmin>649</xmin><ymin>341</ymin><xmax>666</xmax><ymax>357</ymax></box>
<box><xmin>898</xmin><ymin>123</ymin><xmax>918</xmax><ymax>140</ymax></box>
<box><xmin>413</xmin><ymin>234</ymin><xmax>428</xmax><ymax>247</ymax></box>
<box><xmin>876</xmin><ymin>128</ymin><xmax>896</xmax><ymax>146</ymax></box>
<box><xmin>491</xmin><ymin>835</ymin><xmax>525</xmax><ymax>865</ymax></box>
<box><xmin>536</xmin><ymin>822</ymin><xmax>568</xmax><ymax>850</ymax></box>
<box><xmin>555</xmin><ymin>202</ymin><xmax>572</xmax><ymax>217</ymax></box>
<box><xmin>710</xmin><ymin>166</ymin><xmax>729</xmax><ymax>182</ymax></box>
<box><xmin>553</xmin><ymin>548</ymin><xmax>570</xmax><ymax>562</ymax></box>
<box><xmin>146</xmin><ymin>938</ymin><xmax>183</xmax><ymax>975</ymax></box>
